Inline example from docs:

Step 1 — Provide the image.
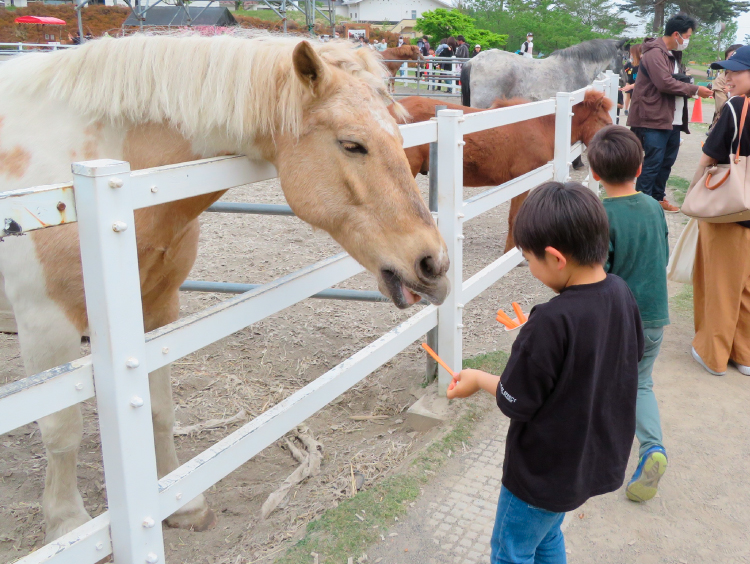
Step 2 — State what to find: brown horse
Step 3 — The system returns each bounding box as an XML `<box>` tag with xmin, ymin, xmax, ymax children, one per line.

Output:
<box><xmin>390</xmin><ymin>91</ymin><xmax>613</xmax><ymax>252</ymax></box>
<box><xmin>379</xmin><ymin>45</ymin><xmax>423</xmax><ymax>92</ymax></box>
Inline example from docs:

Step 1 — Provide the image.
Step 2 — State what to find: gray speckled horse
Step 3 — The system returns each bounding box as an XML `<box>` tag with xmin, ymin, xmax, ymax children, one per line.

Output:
<box><xmin>461</xmin><ymin>38</ymin><xmax>628</xmax><ymax>108</ymax></box>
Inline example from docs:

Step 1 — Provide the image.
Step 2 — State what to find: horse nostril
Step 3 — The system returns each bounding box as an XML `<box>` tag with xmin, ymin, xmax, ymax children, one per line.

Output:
<box><xmin>418</xmin><ymin>255</ymin><xmax>441</xmax><ymax>280</ymax></box>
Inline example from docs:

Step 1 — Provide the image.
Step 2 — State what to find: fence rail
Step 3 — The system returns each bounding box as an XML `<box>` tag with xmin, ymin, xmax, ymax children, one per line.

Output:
<box><xmin>0</xmin><ymin>72</ymin><xmax>618</xmax><ymax>564</ymax></box>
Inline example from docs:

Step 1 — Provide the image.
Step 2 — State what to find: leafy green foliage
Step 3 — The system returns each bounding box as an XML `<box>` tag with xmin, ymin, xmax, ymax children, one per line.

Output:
<box><xmin>464</xmin><ymin>0</ymin><xmax>627</xmax><ymax>55</ymax></box>
<box><xmin>621</xmin><ymin>0</ymin><xmax>749</xmax><ymax>33</ymax></box>
<box><xmin>629</xmin><ymin>19</ymin><xmax>739</xmax><ymax>65</ymax></box>
<box><xmin>415</xmin><ymin>8</ymin><xmax>508</xmax><ymax>49</ymax></box>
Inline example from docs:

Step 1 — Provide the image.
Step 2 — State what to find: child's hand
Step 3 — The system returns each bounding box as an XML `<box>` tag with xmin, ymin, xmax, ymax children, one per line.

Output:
<box><xmin>446</xmin><ymin>369</ymin><xmax>483</xmax><ymax>399</ymax></box>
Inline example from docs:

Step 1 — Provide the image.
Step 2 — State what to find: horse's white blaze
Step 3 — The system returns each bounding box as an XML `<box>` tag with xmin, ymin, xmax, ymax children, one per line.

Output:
<box><xmin>370</xmin><ymin>106</ymin><xmax>398</xmax><ymax>138</ymax></box>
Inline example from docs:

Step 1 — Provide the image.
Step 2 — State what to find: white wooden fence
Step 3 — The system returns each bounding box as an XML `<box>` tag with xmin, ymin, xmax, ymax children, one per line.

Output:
<box><xmin>0</xmin><ymin>73</ymin><xmax>618</xmax><ymax>564</ymax></box>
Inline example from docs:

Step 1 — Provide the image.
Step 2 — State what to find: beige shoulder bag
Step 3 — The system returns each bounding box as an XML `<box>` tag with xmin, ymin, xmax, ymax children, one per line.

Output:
<box><xmin>682</xmin><ymin>96</ymin><xmax>750</xmax><ymax>223</ymax></box>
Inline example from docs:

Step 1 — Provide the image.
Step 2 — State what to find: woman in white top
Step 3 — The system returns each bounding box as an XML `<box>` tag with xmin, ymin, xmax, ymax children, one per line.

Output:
<box><xmin>520</xmin><ymin>33</ymin><xmax>534</xmax><ymax>58</ymax></box>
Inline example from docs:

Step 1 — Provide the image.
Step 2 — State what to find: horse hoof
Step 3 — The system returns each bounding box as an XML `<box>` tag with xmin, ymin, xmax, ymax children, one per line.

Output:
<box><xmin>165</xmin><ymin>506</ymin><xmax>216</xmax><ymax>532</ymax></box>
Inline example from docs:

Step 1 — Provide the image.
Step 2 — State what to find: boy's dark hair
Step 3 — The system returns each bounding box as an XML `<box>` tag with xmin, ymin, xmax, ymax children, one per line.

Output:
<box><xmin>457</xmin><ymin>35</ymin><xmax>465</xmax><ymax>42</ymax></box>
<box><xmin>587</xmin><ymin>125</ymin><xmax>643</xmax><ymax>184</ymax></box>
<box><xmin>665</xmin><ymin>14</ymin><xmax>697</xmax><ymax>36</ymax></box>
<box><xmin>513</xmin><ymin>182</ymin><xmax>609</xmax><ymax>265</ymax></box>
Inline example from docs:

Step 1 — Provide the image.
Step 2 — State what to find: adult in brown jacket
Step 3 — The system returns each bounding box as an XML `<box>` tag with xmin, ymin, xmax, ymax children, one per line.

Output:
<box><xmin>627</xmin><ymin>14</ymin><xmax>712</xmax><ymax>213</ymax></box>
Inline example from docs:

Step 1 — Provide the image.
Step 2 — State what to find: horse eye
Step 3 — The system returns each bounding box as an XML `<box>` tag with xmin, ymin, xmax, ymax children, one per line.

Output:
<box><xmin>340</xmin><ymin>141</ymin><xmax>368</xmax><ymax>155</ymax></box>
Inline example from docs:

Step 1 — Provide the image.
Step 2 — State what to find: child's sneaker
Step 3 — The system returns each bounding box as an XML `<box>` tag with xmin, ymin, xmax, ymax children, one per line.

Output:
<box><xmin>626</xmin><ymin>446</ymin><xmax>668</xmax><ymax>502</ymax></box>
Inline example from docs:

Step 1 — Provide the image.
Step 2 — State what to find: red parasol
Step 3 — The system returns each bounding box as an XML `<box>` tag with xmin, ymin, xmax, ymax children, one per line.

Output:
<box><xmin>15</xmin><ymin>16</ymin><xmax>67</xmax><ymax>26</ymax></box>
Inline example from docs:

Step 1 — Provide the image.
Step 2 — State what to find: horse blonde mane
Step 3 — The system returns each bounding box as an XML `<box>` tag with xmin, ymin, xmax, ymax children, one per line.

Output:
<box><xmin>1</xmin><ymin>34</ymin><xmax>392</xmax><ymax>142</ymax></box>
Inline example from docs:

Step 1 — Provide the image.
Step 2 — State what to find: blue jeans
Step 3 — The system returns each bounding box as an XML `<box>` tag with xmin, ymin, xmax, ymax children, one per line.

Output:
<box><xmin>633</xmin><ymin>126</ymin><xmax>681</xmax><ymax>202</ymax></box>
<box><xmin>636</xmin><ymin>327</ymin><xmax>665</xmax><ymax>458</ymax></box>
<box><xmin>491</xmin><ymin>486</ymin><xmax>566</xmax><ymax>564</ymax></box>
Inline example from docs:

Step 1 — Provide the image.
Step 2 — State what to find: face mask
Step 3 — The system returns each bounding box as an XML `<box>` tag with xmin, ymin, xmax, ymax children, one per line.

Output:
<box><xmin>676</xmin><ymin>33</ymin><xmax>689</xmax><ymax>51</ymax></box>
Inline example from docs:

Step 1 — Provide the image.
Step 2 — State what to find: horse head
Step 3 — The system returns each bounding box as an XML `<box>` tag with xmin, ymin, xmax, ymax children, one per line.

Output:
<box><xmin>269</xmin><ymin>41</ymin><xmax>449</xmax><ymax>308</ymax></box>
<box><xmin>406</xmin><ymin>44</ymin><xmax>424</xmax><ymax>61</ymax></box>
<box><xmin>572</xmin><ymin>89</ymin><xmax>613</xmax><ymax>146</ymax></box>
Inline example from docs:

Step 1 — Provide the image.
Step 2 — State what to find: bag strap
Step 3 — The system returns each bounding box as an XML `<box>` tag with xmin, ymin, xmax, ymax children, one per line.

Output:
<box><xmin>736</xmin><ymin>96</ymin><xmax>749</xmax><ymax>164</ymax></box>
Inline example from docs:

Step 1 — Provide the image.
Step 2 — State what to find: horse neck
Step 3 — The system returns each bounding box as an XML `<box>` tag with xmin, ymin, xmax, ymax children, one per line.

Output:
<box><xmin>124</xmin><ymin>124</ymin><xmax>269</xmax><ymax>245</ymax></box>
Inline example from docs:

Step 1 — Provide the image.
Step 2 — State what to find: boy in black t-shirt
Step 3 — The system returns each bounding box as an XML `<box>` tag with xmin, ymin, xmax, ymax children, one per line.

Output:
<box><xmin>447</xmin><ymin>182</ymin><xmax>643</xmax><ymax>563</ymax></box>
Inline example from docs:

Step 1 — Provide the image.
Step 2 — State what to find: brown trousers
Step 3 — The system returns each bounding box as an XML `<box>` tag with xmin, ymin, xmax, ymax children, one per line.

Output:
<box><xmin>693</xmin><ymin>221</ymin><xmax>750</xmax><ymax>372</ymax></box>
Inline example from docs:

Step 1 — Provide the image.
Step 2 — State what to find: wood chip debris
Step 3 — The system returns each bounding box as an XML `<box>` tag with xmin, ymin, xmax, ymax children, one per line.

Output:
<box><xmin>173</xmin><ymin>410</ymin><xmax>247</xmax><ymax>435</ymax></box>
<box><xmin>261</xmin><ymin>424</ymin><xmax>323</xmax><ymax>519</ymax></box>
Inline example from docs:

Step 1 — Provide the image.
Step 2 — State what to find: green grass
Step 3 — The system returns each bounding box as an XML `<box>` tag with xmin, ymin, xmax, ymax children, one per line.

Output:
<box><xmin>276</xmin><ymin>350</ymin><xmax>508</xmax><ymax>564</ymax></box>
<box><xmin>667</xmin><ymin>175</ymin><xmax>691</xmax><ymax>205</ymax></box>
<box><xmin>671</xmin><ymin>284</ymin><xmax>694</xmax><ymax>319</ymax></box>
<box><xmin>463</xmin><ymin>349</ymin><xmax>510</xmax><ymax>374</ymax></box>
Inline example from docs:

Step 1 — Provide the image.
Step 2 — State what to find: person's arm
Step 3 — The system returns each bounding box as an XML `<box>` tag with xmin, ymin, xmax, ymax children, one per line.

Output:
<box><xmin>446</xmin><ymin>369</ymin><xmax>499</xmax><ymax>399</ymax></box>
<box><xmin>641</xmin><ymin>52</ymin><xmax>700</xmax><ymax>98</ymax></box>
<box><xmin>690</xmin><ymin>153</ymin><xmax>718</xmax><ymax>188</ymax></box>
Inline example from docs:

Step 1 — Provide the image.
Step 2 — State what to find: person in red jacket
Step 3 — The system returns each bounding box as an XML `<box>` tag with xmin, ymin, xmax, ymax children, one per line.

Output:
<box><xmin>627</xmin><ymin>14</ymin><xmax>712</xmax><ymax>213</ymax></box>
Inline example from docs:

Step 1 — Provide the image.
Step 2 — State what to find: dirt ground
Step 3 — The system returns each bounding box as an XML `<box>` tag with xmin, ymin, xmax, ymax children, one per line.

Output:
<box><xmin>0</xmin><ymin>143</ymin><xmax>560</xmax><ymax>563</ymax></box>
<box><xmin>364</xmin><ymin>120</ymin><xmax>750</xmax><ymax>564</ymax></box>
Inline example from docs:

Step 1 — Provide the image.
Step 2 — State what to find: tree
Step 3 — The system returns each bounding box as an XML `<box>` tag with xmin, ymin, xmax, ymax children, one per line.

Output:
<box><xmin>621</xmin><ymin>0</ymin><xmax>749</xmax><ymax>34</ymax></box>
<box><xmin>415</xmin><ymin>8</ymin><xmax>508</xmax><ymax>49</ymax></box>
<box><xmin>464</xmin><ymin>0</ymin><xmax>627</xmax><ymax>55</ymax></box>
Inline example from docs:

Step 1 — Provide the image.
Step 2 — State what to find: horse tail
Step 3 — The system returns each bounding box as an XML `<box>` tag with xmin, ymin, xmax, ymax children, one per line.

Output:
<box><xmin>461</xmin><ymin>62</ymin><xmax>471</xmax><ymax>107</ymax></box>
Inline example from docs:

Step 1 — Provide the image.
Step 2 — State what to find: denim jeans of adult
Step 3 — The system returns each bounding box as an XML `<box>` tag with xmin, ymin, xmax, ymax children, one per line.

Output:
<box><xmin>636</xmin><ymin>326</ymin><xmax>665</xmax><ymax>458</ymax></box>
<box><xmin>490</xmin><ymin>486</ymin><xmax>566</xmax><ymax>564</ymax></box>
<box><xmin>634</xmin><ymin>125</ymin><xmax>681</xmax><ymax>202</ymax></box>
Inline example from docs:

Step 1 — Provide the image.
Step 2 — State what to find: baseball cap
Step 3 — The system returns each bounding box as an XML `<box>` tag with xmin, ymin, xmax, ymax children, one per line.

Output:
<box><xmin>475</xmin><ymin>44</ymin><xmax>481</xmax><ymax>48</ymax></box>
<box><xmin>527</xmin><ymin>32</ymin><xmax>533</xmax><ymax>36</ymax></box>
<box><xmin>711</xmin><ymin>45</ymin><xmax>750</xmax><ymax>71</ymax></box>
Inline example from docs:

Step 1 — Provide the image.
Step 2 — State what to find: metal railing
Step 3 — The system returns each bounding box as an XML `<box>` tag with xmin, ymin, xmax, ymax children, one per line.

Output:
<box><xmin>0</xmin><ymin>72</ymin><xmax>618</xmax><ymax>564</ymax></box>
<box><xmin>0</xmin><ymin>42</ymin><xmax>74</xmax><ymax>52</ymax></box>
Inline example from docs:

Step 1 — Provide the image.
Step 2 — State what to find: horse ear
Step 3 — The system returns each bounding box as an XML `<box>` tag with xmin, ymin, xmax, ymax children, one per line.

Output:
<box><xmin>293</xmin><ymin>41</ymin><xmax>328</xmax><ymax>94</ymax></box>
<box><xmin>616</xmin><ymin>38</ymin><xmax>629</xmax><ymax>50</ymax></box>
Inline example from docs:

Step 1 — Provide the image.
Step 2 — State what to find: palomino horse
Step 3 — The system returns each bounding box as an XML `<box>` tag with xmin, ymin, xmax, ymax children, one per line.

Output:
<box><xmin>461</xmin><ymin>39</ymin><xmax>627</xmax><ymax>108</ymax></box>
<box><xmin>379</xmin><ymin>44</ymin><xmax>423</xmax><ymax>92</ymax></box>
<box><xmin>0</xmin><ymin>35</ymin><xmax>449</xmax><ymax>542</ymax></box>
<box><xmin>389</xmin><ymin>91</ymin><xmax>613</xmax><ymax>252</ymax></box>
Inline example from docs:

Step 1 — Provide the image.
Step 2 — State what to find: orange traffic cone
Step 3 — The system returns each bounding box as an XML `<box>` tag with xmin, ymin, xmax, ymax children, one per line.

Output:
<box><xmin>690</xmin><ymin>97</ymin><xmax>703</xmax><ymax>123</ymax></box>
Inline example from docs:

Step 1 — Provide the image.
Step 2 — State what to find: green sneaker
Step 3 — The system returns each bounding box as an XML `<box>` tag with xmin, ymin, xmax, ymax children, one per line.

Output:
<box><xmin>626</xmin><ymin>446</ymin><xmax>668</xmax><ymax>502</ymax></box>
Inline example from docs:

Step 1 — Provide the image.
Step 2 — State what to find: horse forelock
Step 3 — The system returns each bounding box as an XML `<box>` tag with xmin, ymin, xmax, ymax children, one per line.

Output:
<box><xmin>0</xmin><ymin>34</ymin><xmax>391</xmax><ymax>144</ymax></box>
<box><xmin>582</xmin><ymin>89</ymin><xmax>613</xmax><ymax>112</ymax></box>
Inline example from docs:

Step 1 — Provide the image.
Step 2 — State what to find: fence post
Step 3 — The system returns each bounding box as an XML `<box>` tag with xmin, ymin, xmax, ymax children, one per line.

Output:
<box><xmin>424</xmin><ymin>105</ymin><xmax>447</xmax><ymax>385</ymax></box>
<box><xmin>605</xmin><ymin>70</ymin><xmax>619</xmax><ymax>125</ymax></box>
<box><xmin>73</xmin><ymin>160</ymin><xmax>165</xmax><ymax>564</ymax></box>
<box><xmin>553</xmin><ymin>92</ymin><xmax>574</xmax><ymax>183</ymax></box>
<box><xmin>436</xmin><ymin>109</ymin><xmax>464</xmax><ymax>397</ymax></box>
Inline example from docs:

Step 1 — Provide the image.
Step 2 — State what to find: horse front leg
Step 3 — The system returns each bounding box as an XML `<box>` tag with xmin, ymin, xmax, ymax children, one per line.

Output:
<box><xmin>144</xmin><ymin>291</ymin><xmax>215</xmax><ymax>531</ymax></box>
<box><xmin>9</xmin><ymin>287</ymin><xmax>91</xmax><ymax>541</ymax></box>
<box><xmin>504</xmin><ymin>192</ymin><xmax>529</xmax><ymax>254</ymax></box>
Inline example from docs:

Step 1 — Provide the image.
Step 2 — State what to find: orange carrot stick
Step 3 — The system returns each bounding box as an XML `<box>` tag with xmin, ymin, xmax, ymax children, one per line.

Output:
<box><xmin>512</xmin><ymin>302</ymin><xmax>527</xmax><ymax>324</ymax></box>
<box><xmin>496</xmin><ymin>315</ymin><xmax>519</xmax><ymax>329</ymax></box>
<box><xmin>421</xmin><ymin>343</ymin><xmax>457</xmax><ymax>377</ymax></box>
<box><xmin>496</xmin><ymin>310</ymin><xmax>515</xmax><ymax>326</ymax></box>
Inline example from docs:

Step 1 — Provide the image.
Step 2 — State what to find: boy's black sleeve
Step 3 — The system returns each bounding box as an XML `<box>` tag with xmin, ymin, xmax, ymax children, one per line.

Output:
<box><xmin>496</xmin><ymin>311</ymin><xmax>564</xmax><ymax>422</ymax></box>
